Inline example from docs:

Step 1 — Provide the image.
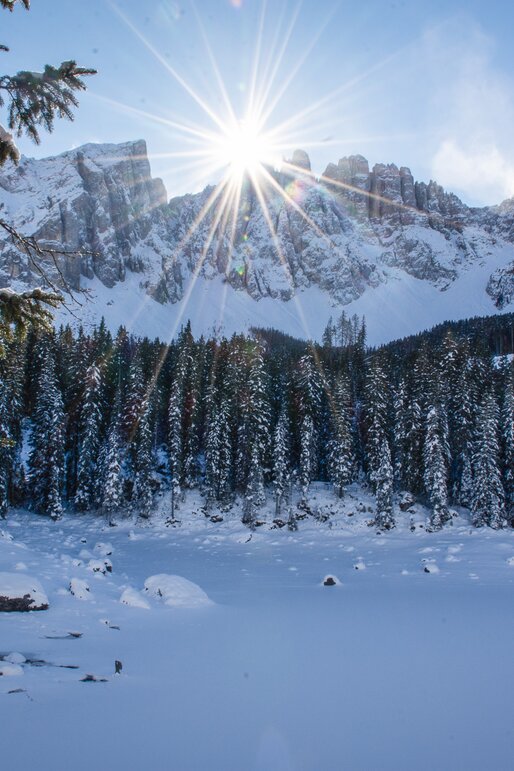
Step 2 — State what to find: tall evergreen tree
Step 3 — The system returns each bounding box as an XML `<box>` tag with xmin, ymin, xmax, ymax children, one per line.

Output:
<box><xmin>327</xmin><ymin>375</ymin><xmax>354</xmax><ymax>497</ymax></box>
<box><xmin>28</xmin><ymin>338</ymin><xmax>65</xmax><ymax>519</ymax></box>
<box><xmin>423</xmin><ymin>404</ymin><xmax>450</xmax><ymax>530</ymax></box>
<box><xmin>75</xmin><ymin>364</ymin><xmax>103</xmax><ymax>511</ymax></box>
<box><xmin>131</xmin><ymin>398</ymin><xmax>154</xmax><ymax>518</ymax></box>
<box><xmin>272</xmin><ymin>404</ymin><xmax>290</xmax><ymax>516</ymax></box>
<box><xmin>374</xmin><ymin>438</ymin><xmax>394</xmax><ymax>530</ymax></box>
<box><xmin>471</xmin><ymin>390</ymin><xmax>506</xmax><ymax>528</ymax></box>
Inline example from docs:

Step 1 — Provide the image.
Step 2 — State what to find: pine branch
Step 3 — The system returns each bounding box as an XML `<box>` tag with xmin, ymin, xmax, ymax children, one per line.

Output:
<box><xmin>0</xmin><ymin>61</ymin><xmax>96</xmax><ymax>144</ymax></box>
<box><xmin>0</xmin><ymin>217</ymin><xmax>97</xmax><ymax>304</ymax></box>
<box><xmin>0</xmin><ymin>1</ymin><xmax>30</xmax><ymax>11</ymax></box>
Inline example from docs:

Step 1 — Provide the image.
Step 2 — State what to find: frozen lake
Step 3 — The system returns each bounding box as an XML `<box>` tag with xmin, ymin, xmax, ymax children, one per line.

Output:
<box><xmin>1</xmin><ymin>499</ymin><xmax>514</xmax><ymax>771</ymax></box>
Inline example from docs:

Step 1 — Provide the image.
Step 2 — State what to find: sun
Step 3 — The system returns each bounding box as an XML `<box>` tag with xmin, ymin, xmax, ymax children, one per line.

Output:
<box><xmin>212</xmin><ymin>115</ymin><xmax>280</xmax><ymax>180</ymax></box>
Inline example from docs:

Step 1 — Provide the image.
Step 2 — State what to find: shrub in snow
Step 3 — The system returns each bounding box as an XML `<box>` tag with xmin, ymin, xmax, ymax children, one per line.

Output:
<box><xmin>423</xmin><ymin>562</ymin><xmax>440</xmax><ymax>574</ymax></box>
<box><xmin>0</xmin><ymin>573</ymin><xmax>49</xmax><ymax>611</ymax></box>
<box><xmin>143</xmin><ymin>574</ymin><xmax>212</xmax><ymax>608</ymax></box>
<box><xmin>353</xmin><ymin>561</ymin><xmax>366</xmax><ymax>570</ymax></box>
<box><xmin>507</xmin><ymin>557</ymin><xmax>514</xmax><ymax>567</ymax></box>
<box><xmin>120</xmin><ymin>587</ymin><xmax>150</xmax><ymax>609</ymax></box>
<box><xmin>69</xmin><ymin>578</ymin><xmax>91</xmax><ymax>600</ymax></box>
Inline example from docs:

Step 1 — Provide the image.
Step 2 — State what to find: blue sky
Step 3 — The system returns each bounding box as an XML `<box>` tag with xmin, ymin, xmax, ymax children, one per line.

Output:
<box><xmin>3</xmin><ymin>0</ymin><xmax>514</xmax><ymax>205</ymax></box>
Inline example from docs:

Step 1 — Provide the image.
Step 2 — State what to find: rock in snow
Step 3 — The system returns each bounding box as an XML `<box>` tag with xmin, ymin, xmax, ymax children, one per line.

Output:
<box><xmin>0</xmin><ymin>573</ymin><xmax>49</xmax><ymax>611</ymax></box>
<box><xmin>322</xmin><ymin>575</ymin><xmax>341</xmax><ymax>586</ymax></box>
<box><xmin>143</xmin><ymin>574</ymin><xmax>213</xmax><ymax>608</ymax></box>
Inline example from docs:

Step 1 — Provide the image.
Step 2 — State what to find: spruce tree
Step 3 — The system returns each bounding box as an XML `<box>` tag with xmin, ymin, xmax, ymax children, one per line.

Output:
<box><xmin>28</xmin><ymin>338</ymin><xmax>65</xmax><ymax>519</ymax></box>
<box><xmin>132</xmin><ymin>398</ymin><xmax>154</xmax><ymax>518</ymax></box>
<box><xmin>423</xmin><ymin>404</ymin><xmax>450</xmax><ymax>530</ymax></box>
<box><xmin>272</xmin><ymin>404</ymin><xmax>290</xmax><ymax>516</ymax></box>
<box><xmin>75</xmin><ymin>364</ymin><xmax>103</xmax><ymax>511</ymax></box>
<box><xmin>242</xmin><ymin>442</ymin><xmax>265</xmax><ymax>528</ymax></box>
<box><xmin>99</xmin><ymin>416</ymin><xmax>123</xmax><ymax>521</ymax></box>
<box><xmin>327</xmin><ymin>375</ymin><xmax>354</xmax><ymax>498</ymax></box>
<box><xmin>471</xmin><ymin>390</ymin><xmax>506</xmax><ymax>528</ymax></box>
<box><xmin>374</xmin><ymin>438</ymin><xmax>394</xmax><ymax>530</ymax></box>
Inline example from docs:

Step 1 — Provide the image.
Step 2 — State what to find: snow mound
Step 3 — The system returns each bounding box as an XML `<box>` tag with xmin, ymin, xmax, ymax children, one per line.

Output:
<box><xmin>3</xmin><ymin>652</ymin><xmax>26</xmax><ymax>664</ymax></box>
<box><xmin>354</xmin><ymin>561</ymin><xmax>366</xmax><ymax>570</ymax></box>
<box><xmin>143</xmin><ymin>574</ymin><xmax>213</xmax><ymax>608</ymax></box>
<box><xmin>69</xmin><ymin>578</ymin><xmax>91</xmax><ymax>600</ymax></box>
<box><xmin>507</xmin><ymin>557</ymin><xmax>514</xmax><ymax>567</ymax></box>
<box><xmin>0</xmin><ymin>662</ymin><xmax>23</xmax><ymax>677</ymax></box>
<box><xmin>423</xmin><ymin>562</ymin><xmax>440</xmax><ymax>574</ymax></box>
<box><xmin>87</xmin><ymin>558</ymin><xmax>112</xmax><ymax>575</ymax></box>
<box><xmin>120</xmin><ymin>587</ymin><xmax>151</xmax><ymax>610</ymax></box>
<box><xmin>0</xmin><ymin>573</ymin><xmax>49</xmax><ymax>611</ymax></box>
<box><xmin>94</xmin><ymin>542</ymin><xmax>113</xmax><ymax>557</ymax></box>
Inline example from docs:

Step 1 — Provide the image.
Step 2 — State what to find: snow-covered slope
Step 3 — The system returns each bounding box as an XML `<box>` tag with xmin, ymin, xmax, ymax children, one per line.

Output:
<box><xmin>2</xmin><ymin>140</ymin><xmax>514</xmax><ymax>344</ymax></box>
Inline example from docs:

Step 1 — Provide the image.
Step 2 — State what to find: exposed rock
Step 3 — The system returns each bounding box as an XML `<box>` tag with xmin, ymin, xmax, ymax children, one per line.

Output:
<box><xmin>0</xmin><ymin>573</ymin><xmax>49</xmax><ymax>612</ymax></box>
<box><xmin>289</xmin><ymin>149</ymin><xmax>311</xmax><ymax>172</ymax></box>
<box><xmin>323</xmin><ymin>575</ymin><xmax>341</xmax><ymax>586</ymax></box>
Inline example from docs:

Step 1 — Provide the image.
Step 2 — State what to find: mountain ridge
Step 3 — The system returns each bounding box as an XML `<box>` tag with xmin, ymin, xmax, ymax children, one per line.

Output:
<box><xmin>1</xmin><ymin>138</ymin><xmax>514</xmax><ymax>345</ymax></box>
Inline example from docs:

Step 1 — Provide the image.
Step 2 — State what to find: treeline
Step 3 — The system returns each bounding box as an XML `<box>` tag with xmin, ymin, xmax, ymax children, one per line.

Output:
<box><xmin>0</xmin><ymin>313</ymin><xmax>513</xmax><ymax>531</ymax></box>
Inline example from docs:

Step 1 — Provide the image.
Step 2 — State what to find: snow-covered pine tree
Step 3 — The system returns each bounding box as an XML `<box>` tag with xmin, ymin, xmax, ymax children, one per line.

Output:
<box><xmin>28</xmin><ymin>338</ymin><xmax>65</xmax><ymax>519</ymax></box>
<box><xmin>234</xmin><ymin>341</ymin><xmax>270</xmax><ymax>495</ymax></box>
<box><xmin>328</xmin><ymin>375</ymin><xmax>354</xmax><ymax>497</ymax></box>
<box><xmin>471</xmin><ymin>389</ymin><xmax>506</xmax><ymax>528</ymax></box>
<box><xmin>296</xmin><ymin>352</ymin><xmax>323</xmax><ymax>501</ymax></box>
<box><xmin>392</xmin><ymin>377</ymin><xmax>408</xmax><ymax>490</ymax></box>
<box><xmin>242</xmin><ymin>442</ymin><xmax>265</xmax><ymax>528</ymax></box>
<box><xmin>0</xmin><ymin>378</ymin><xmax>10</xmax><ymax>517</ymax></box>
<box><xmin>204</xmin><ymin>393</ymin><xmax>232</xmax><ymax>503</ymax></box>
<box><xmin>401</xmin><ymin>355</ymin><xmax>429</xmax><ymax>495</ymax></box>
<box><xmin>182</xmin><ymin>361</ymin><xmax>201</xmax><ymax>489</ymax></box>
<box><xmin>272</xmin><ymin>404</ymin><xmax>290</xmax><ymax>516</ymax></box>
<box><xmin>364</xmin><ymin>357</ymin><xmax>391</xmax><ymax>492</ymax></box>
<box><xmin>0</xmin><ymin>338</ymin><xmax>24</xmax><ymax>513</ymax></box>
<box><xmin>374</xmin><ymin>438</ymin><xmax>394</xmax><ymax>530</ymax></box>
<box><xmin>500</xmin><ymin>368</ymin><xmax>514</xmax><ymax>524</ymax></box>
<box><xmin>299</xmin><ymin>413</ymin><xmax>315</xmax><ymax>503</ymax></box>
<box><xmin>168</xmin><ymin>378</ymin><xmax>182</xmax><ymax>506</ymax></box>
<box><xmin>99</xmin><ymin>409</ymin><xmax>124</xmax><ymax>522</ymax></box>
<box><xmin>75</xmin><ymin>363</ymin><xmax>103</xmax><ymax>511</ymax></box>
<box><xmin>423</xmin><ymin>404</ymin><xmax>451</xmax><ymax>530</ymax></box>
<box><xmin>131</xmin><ymin>398</ymin><xmax>154</xmax><ymax>518</ymax></box>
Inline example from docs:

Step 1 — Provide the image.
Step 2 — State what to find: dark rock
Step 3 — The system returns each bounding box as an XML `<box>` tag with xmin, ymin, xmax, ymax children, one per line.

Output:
<box><xmin>323</xmin><ymin>576</ymin><xmax>336</xmax><ymax>586</ymax></box>
<box><xmin>0</xmin><ymin>593</ymin><xmax>49</xmax><ymax>612</ymax></box>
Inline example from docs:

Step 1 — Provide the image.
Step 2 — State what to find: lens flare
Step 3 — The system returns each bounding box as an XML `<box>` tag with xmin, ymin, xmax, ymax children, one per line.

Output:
<box><xmin>212</xmin><ymin>115</ymin><xmax>279</xmax><ymax>179</ymax></box>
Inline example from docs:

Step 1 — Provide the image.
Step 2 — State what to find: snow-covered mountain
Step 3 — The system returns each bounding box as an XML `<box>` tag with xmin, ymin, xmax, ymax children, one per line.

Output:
<box><xmin>2</xmin><ymin>139</ymin><xmax>514</xmax><ymax>345</ymax></box>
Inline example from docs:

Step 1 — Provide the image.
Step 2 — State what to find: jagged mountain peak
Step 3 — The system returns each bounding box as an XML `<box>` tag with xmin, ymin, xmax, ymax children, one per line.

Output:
<box><xmin>1</xmin><ymin>138</ymin><xmax>514</xmax><ymax>344</ymax></box>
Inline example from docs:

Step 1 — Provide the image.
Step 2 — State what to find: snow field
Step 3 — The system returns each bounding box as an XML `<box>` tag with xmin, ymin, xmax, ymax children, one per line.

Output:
<box><xmin>0</xmin><ymin>487</ymin><xmax>513</xmax><ymax>771</ymax></box>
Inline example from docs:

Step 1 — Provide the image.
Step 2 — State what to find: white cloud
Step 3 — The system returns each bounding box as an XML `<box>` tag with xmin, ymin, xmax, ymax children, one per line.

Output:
<box><xmin>432</xmin><ymin>139</ymin><xmax>514</xmax><ymax>206</ymax></box>
<box><xmin>423</xmin><ymin>19</ymin><xmax>514</xmax><ymax>205</ymax></box>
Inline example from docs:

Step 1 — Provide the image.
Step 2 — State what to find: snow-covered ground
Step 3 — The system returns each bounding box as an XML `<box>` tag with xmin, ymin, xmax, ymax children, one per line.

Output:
<box><xmin>1</xmin><ymin>485</ymin><xmax>514</xmax><ymax>771</ymax></box>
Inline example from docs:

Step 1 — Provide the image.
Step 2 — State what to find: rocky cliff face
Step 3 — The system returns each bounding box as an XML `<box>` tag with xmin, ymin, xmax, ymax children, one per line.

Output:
<box><xmin>2</xmin><ymin>140</ymin><xmax>514</xmax><ymax>331</ymax></box>
<box><xmin>0</xmin><ymin>140</ymin><xmax>167</xmax><ymax>291</ymax></box>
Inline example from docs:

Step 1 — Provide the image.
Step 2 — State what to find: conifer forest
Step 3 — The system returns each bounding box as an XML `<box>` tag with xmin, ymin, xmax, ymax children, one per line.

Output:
<box><xmin>3</xmin><ymin>311</ymin><xmax>514</xmax><ymax>532</ymax></box>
